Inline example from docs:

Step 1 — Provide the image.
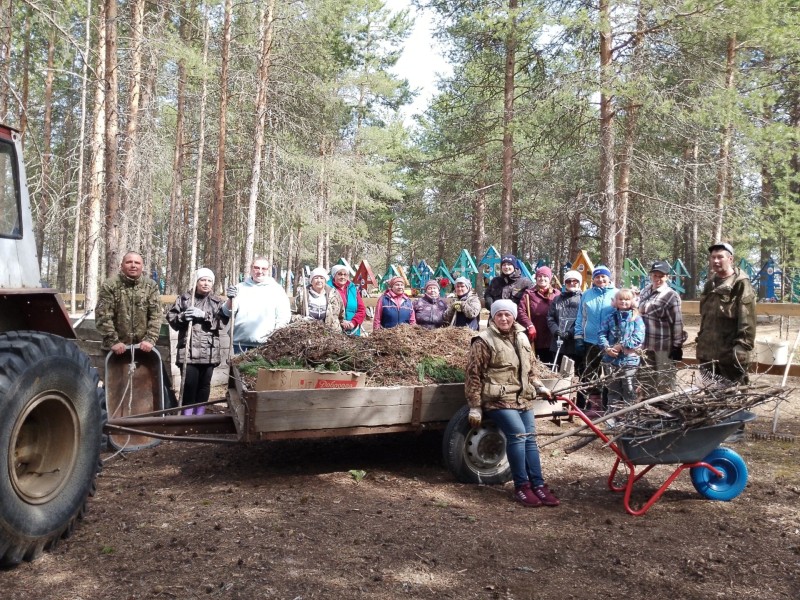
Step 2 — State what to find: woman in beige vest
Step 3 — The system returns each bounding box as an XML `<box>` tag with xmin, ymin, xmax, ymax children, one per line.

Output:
<box><xmin>465</xmin><ymin>300</ymin><xmax>560</xmax><ymax>508</ymax></box>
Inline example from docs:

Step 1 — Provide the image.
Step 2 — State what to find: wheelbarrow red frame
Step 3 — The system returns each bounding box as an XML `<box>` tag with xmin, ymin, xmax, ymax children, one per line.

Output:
<box><xmin>556</xmin><ymin>396</ymin><xmax>755</xmax><ymax>516</ymax></box>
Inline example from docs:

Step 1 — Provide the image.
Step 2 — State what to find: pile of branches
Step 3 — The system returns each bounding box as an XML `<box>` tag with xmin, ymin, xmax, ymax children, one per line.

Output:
<box><xmin>231</xmin><ymin>320</ymin><xmax>554</xmax><ymax>388</ymax></box>
<box><xmin>588</xmin><ymin>368</ymin><xmax>790</xmax><ymax>445</ymax></box>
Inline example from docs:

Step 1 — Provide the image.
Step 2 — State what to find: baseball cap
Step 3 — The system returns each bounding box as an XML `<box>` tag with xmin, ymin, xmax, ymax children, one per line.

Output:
<box><xmin>649</xmin><ymin>260</ymin><xmax>672</xmax><ymax>274</ymax></box>
<box><xmin>708</xmin><ymin>242</ymin><xmax>734</xmax><ymax>255</ymax></box>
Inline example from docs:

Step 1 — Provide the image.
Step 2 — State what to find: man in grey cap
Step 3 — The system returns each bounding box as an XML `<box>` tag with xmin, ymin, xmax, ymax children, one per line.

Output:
<box><xmin>696</xmin><ymin>242</ymin><xmax>756</xmax><ymax>385</ymax></box>
<box><xmin>638</xmin><ymin>260</ymin><xmax>686</xmax><ymax>395</ymax></box>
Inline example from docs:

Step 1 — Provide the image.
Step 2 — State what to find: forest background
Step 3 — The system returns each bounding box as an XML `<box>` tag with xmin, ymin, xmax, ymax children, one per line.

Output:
<box><xmin>1</xmin><ymin>0</ymin><xmax>799</xmax><ymax>309</ymax></box>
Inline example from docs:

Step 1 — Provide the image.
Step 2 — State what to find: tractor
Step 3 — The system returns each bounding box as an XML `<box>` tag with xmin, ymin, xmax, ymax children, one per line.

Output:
<box><xmin>0</xmin><ymin>123</ymin><xmax>105</xmax><ymax>566</ymax></box>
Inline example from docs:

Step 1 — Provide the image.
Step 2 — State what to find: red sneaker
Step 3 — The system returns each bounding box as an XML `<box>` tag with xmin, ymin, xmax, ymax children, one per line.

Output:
<box><xmin>533</xmin><ymin>484</ymin><xmax>560</xmax><ymax>507</ymax></box>
<box><xmin>513</xmin><ymin>483</ymin><xmax>543</xmax><ymax>507</ymax></box>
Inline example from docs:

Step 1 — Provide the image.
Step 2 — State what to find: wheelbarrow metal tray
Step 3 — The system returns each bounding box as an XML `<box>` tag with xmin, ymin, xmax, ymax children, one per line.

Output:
<box><xmin>618</xmin><ymin>411</ymin><xmax>756</xmax><ymax>465</ymax></box>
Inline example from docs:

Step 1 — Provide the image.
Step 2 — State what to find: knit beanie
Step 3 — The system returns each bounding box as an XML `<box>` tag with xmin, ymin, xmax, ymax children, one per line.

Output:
<box><xmin>564</xmin><ymin>270</ymin><xmax>583</xmax><ymax>285</ymax></box>
<box><xmin>424</xmin><ymin>279</ymin><xmax>440</xmax><ymax>293</ymax></box>
<box><xmin>500</xmin><ymin>254</ymin><xmax>517</xmax><ymax>266</ymax></box>
<box><xmin>592</xmin><ymin>265</ymin><xmax>612</xmax><ymax>279</ymax></box>
<box><xmin>194</xmin><ymin>267</ymin><xmax>215</xmax><ymax>284</ymax></box>
<box><xmin>454</xmin><ymin>276</ymin><xmax>472</xmax><ymax>291</ymax></box>
<box><xmin>535</xmin><ymin>266</ymin><xmax>553</xmax><ymax>278</ymax></box>
<box><xmin>330</xmin><ymin>264</ymin><xmax>348</xmax><ymax>277</ymax></box>
<box><xmin>387</xmin><ymin>275</ymin><xmax>405</xmax><ymax>288</ymax></box>
<box><xmin>490</xmin><ymin>299</ymin><xmax>518</xmax><ymax>319</ymax></box>
<box><xmin>310</xmin><ymin>267</ymin><xmax>328</xmax><ymax>280</ymax></box>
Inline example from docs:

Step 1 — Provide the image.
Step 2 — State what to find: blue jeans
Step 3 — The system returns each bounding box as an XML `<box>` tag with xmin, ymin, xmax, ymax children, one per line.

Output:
<box><xmin>488</xmin><ymin>408</ymin><xmax>544</xmax><ymax>488</ymax></box>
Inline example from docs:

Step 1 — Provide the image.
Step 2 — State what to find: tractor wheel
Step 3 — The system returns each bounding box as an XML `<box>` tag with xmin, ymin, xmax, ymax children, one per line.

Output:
<box><xmin>442</xmin><ymin>406</ymin><xmax>512</xmax><ymax>485</ymax></box>
<box><xmin>0</xmin><ymin>331</ymin><xmax>106</xmax><ymax>566</ymax></box>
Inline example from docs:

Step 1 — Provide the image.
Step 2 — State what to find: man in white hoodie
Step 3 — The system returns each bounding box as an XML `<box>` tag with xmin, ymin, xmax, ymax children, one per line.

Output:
<box><xmin>224</xmin><ymin>257</ymin><xmax>291</xmax><ymax>354</ymax></box>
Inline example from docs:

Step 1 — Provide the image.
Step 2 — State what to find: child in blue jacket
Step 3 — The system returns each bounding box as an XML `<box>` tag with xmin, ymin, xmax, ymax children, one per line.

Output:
<box><xmin>598</xmin><ymin>288</ymin><xmax>645</xmax><ymax>413</ymax></box>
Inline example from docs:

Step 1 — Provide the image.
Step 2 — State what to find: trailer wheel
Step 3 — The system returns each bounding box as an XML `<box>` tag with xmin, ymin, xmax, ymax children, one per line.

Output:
<box><xmin>690</xmin><ymin>447</ymin><xmax>748</xmax><ymax>502</ymax></box>
<box><xmin>442</xmin><ymin>406</ymin><xmax>511</xmax><ymax>485</ymax></box>
<box><xmin>0</xmin><ymin>331</ymin><xmax>106</xmax><ymax>566</ymax></box>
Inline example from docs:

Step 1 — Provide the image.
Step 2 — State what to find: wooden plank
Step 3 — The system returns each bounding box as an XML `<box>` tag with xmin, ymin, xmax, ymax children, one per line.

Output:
<box><xmin>681</xmin><ymin>301</ymin><xmax>800</xmax><ymax>317</ymax></box>
<box><xmin>253</xmin><ymin>422</ymin><xmax>448</xmax><ymax>441</ymax></box>
<box><xmin>418</xmin><ymin>384</ymin><xmax>465</xmax><ymax>422</ymax></box>
<box><xmin>252</xmin><ymin>404</ymin><xmax>413</xmax><ymax>432</ymax></box>
<box><xmin>251</xmin><ymin>386</ymin><xmax>417</xmax><ymax>413</ymax></box>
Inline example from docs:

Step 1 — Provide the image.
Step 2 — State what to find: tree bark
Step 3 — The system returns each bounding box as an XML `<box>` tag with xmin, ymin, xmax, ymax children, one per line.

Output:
<box><xmin>713</xmin><ymin>34</ymin><xmax>736</xmax><ymax>243</ymax></box>
<box><xmin>683</xmin><ymin>141</ymin><xmax>699</xmax><ymax>299</ymax></box>
<box><xmin>71</xmin><ymin>0</ymin><xmax>93</xmax><ymax>314</ymax></box>
<box><xmin>0</xmin><ymin>0</ymin><xmax>10</xmax><ymax>119</ymax></box>
<box><xmin>119</xmin><ymin>0</ymin><xmax>145</xmax><ymax>256</ymax></box>
<box><xmin>36</xmin><ymin>23</ymin><xmax>56</xmax><ymax>268</ymax></box>
<box><xmin>500</xmin><ymin>0</ymin><xmax>517</xmax><ymax>254</ymax></box>
<box><xmin>167</xmin><ymin>5</ymin><xmax>188</xmax><ymax>294</ymax></box>
<box><xmin>189</xmin><ymin>14</ymin><xmax>210</xmax><ymax>278</ymax></box>
<box><xmin>19</xmin><ymin>6</ymin><xmax>31</xmax><ymax>140</ymax></box>
<box><xmin>85</xmin><ymin>1</ymin><xmax>107</xmax><ymax>311</ymax></box>
<box><xmin>244</xmin><ymin>0</ymin><xmax>276</xmax><ymax>270</ymax></box>
<box><xmin>208</xmin><ymin>0</ymin><xmax>233</xmax><ymax>280</ymax></box>
<box><xmin>599</xmin><ymin>0</ymin><xmax>616</xmax><ymax>276</ymax></box>
<box><xmin>103</xmin><ymin>0</ymin><xmax>121</xmax><ymax>277</ymax></box>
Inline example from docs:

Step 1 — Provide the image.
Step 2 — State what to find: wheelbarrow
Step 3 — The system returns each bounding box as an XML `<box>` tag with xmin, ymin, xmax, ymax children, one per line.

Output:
<box><xmin>557</xmin><ymin>395</ymin><xmax>755</xmax><ymax>516</ymax></box>
<box><xmin>104</xmin><ymin>345</ymin><xmax>167</xmax><ymax>452</ymax></box>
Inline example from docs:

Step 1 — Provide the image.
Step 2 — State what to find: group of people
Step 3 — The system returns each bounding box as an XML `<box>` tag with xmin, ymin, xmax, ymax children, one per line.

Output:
<box><xmin>96</xmin><ymin>242</ymin><xmax>757</xmax><ymax>507</ymax></box>
<box><xmin>464</xmin><ymin>242</ymin><xmax>757</xmax><ymax>507</ymax></box>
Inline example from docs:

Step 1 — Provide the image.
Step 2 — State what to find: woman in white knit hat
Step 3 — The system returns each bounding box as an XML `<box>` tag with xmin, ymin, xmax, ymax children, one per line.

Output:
<box><xmin>295</xmin><ymin>267</ymin><xmax>344</xmax><ymax>332</ymax></box>
<box><xmin>166</xmin><ymin>268</ymin><xmax>229</xmax><ymax>415</ymax></box>
<box><xmin>464</xmin><ymin>299</ymin><xmax>561</xmax><ymax>508</ymax></box>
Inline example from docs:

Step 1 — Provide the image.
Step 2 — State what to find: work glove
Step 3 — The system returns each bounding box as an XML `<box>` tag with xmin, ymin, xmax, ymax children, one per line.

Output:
<box><xmin>669</xmin><ymin>346</ymin><xmax>683</xmax><ymax>362</ymax></box>
<box><xmin>733</xmin><ymin>344</ymin><xmax>750</xmax><ymax>365</ymax></box>
<box><xmin>468</xmin><ymin>408</ymin><xmax>482</xmax><ymax>428</ymax></box>
<box><xmin>574</xmin><ymin>338</ymin><xmax>585</xmax><ymax>355</ymax></box>
<box><xmin>452</xmin><ymin>301</ymin><xmax>463</xmax><ymax>312</ymax></box>
<box><xmin>183</xmin><ymin>306</ymin><xmax>205</xmax><ymax>321</ymax></box>
<box><xmin>537</xmin><ymin>386</ymin><xmax>555</xmax><ymax>404</ymax></box>
<box><xmin>226</xmin><ymin>285</ymin><xmax>238</xmax><ymax>299</ymax></box>
<box><xmin>526</xmin><ymin>326</ymin><xmax>537</xmax><ymax>343</ymax></box>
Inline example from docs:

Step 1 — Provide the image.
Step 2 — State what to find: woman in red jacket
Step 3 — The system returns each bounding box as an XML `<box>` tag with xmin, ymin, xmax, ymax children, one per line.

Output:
<box><xmin>518</xmin><ymin>266</ymin><xmax>560</xmax><ymax>366</ymax></box>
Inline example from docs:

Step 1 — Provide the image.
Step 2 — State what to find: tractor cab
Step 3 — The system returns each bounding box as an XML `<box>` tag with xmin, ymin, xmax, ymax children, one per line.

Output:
<box><xmin>0</xmin><ymin>124</ymin><xmax>75</xmax><ymax>337</ymax></box>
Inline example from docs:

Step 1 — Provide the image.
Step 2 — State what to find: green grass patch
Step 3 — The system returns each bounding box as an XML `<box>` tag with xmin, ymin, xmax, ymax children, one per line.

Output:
<box><xmin>416</xmin><ymin>356</ymin><xmax>465</xmax><ymax>383</ymax></box>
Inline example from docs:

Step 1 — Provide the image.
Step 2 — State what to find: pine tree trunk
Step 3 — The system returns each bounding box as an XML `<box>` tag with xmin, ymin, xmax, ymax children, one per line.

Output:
<box><xmin>19</xmin><ymin>7</ymin><xmax>31</xmax><ymax>139</ymax></box>
<box><xmin>85</xmin><ymin>1</ymin><xmax>107</xmax><ymax>311</ymax></box>
<box><xmin>713</xmin><ymin>34</ymin><xmax>736</xmax><ymax>243</ymax></box>
<box><xmin>599</xmin><ymin>0</ymin><xmax>616</xmax><ymax>276</ymax></box>
<box><xmin>70</xmin><ymin>0</ymin><xmax>93</xmax><ymax>314</ymax></box>
<box><xmin>208</xmin><ymin>0</ymin><xmax>233</xmax><ymax>280</ymax></box>
<box><xmin>189</xmin><ymin>14</ymin><xmax>210</xmax><ymax>277</ymax></box>
<box><xmin>500</xmin><ymin>0</ymin><xmax>517</xmax><ymax>254</ymax></box>
<box><xmin>119</xmin><ymin>0</ymin><xmax>145</xmax><ymax>256</ymax></box>
<box><xmin>244</xmin><ymin>0</ymin><xmax>276</xmax><ymax>270</ymax></box>
<box><xmin>0</xmin><ymin>0</ymin><xmax>10</xmax><ymax>119</ymax></box>
<box><xmin>167</xmin><ymin>45</ymin><xmax>187</xmax><ymax>293</ymax></box>
<box><xmin>103</xmin><ymin>0</ymin><xmax>121</xmax><ymax>277</ymax></box>
<box><xmin>36</xmin><ymin>26</ymin><xmax>56</xmax><ymax>268</ymax></box>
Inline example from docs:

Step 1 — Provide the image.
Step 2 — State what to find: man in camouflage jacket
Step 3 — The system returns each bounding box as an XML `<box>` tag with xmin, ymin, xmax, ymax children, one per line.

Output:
<box><xmin>96</xmin><ymin>251</ymin><xmax>163</xmax><ymax>354</ymax></box>
<box><xmin>696</xmin><ymin>242</ymin><xmax>756</xmax><ymax>384</ymax></box>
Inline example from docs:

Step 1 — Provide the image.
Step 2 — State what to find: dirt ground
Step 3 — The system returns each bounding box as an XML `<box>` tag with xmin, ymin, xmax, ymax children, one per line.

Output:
<box><xmin>4</xmin><ymin>320</ymin><xmax>800</xmax><ymax>599</ymax></box>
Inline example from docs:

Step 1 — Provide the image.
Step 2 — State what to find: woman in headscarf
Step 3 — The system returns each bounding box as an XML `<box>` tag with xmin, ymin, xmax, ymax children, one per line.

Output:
<box><xmin>166</xmin><ymin>268</ymin><xmax>229</xmax><ymax>415</ymax></box>
<box><xmin>444</xmin><ymin>276</ymin><xmax>482</xmax><ymax>330</ymax></box>
<box><xmin>374</xmin><ymin>276</ymin><xmax>416</xmax><ymax>330</ymax></box>
<box><xmin>517</xmin><ymin>265</ymin><xmax>560</xmax><ymax>365</ymax></box>
<box><xmin>413</xmin><ymin>279</ymin><xmax>449</xmax><ymax>330</ymax></box>
<box><xmin>295</xmin><ymin>266</ymin><xmax>343</xmax><ymax>332</ymax></box>
<box><xmin>483</xmin><ymin>254</ymin><xmax>533</xmax><ymax>310</ymax></box>
<box><xmin>330</xmin><ymin>264</ymin><xmax>366</xmax><ymax>336</ymax></box>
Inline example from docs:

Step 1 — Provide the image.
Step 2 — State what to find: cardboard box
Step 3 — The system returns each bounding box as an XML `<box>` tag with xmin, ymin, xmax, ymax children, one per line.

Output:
<box><xmin>255</xmin><ymin>368</ymin><xmax>366</xmax><ymax>391</ymax></box>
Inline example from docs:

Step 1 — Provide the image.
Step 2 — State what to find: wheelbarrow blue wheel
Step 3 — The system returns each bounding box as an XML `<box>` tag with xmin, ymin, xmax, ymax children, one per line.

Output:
<box><xmin>690</xmin><ymin>448</ymin><xmax>748</xmax><ymax>501</ymax></box>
